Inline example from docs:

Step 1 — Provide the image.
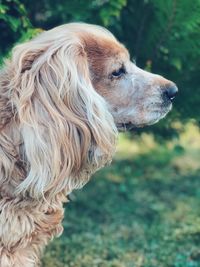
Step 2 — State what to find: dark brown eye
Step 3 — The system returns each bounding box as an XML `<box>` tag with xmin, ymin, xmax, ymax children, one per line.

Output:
<box><xmin>111</xmin><ymin>67</ymin><xmax>126</xmax><ymax>78</ymax></box>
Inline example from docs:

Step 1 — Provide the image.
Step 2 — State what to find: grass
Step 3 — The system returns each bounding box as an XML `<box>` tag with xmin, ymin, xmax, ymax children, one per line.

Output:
<box><xmin>42</xmin><ymin>123</ymin><xmax>200</xmax><ymax>267</ymax></box>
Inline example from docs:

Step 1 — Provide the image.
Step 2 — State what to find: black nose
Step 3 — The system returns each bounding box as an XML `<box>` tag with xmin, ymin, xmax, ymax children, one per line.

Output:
<box><xmin>164</xmin><ymin>84</ymin><xmax>178</xmax><ymax>101</ymax></box>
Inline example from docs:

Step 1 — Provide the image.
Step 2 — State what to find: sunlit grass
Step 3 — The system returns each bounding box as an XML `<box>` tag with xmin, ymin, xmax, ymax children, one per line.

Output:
<box><xmin>117</xmin><ymin>122</ymin><xmax>200</xmax><ymax>175</ymax></box>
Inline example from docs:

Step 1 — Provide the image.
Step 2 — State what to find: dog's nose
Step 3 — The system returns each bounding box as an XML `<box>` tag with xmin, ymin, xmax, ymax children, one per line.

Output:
<box><xmin>164</xmin><ymin>84</ymin><xmax>178</xmax><ymax>101</ymax></box>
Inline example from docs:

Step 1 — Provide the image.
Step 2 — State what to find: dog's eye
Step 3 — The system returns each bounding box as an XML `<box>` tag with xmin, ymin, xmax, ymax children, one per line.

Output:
<box><xmin>111</xmin><ymin>67</ymin><xmax>126</xmax><ymax>78</ymax></box>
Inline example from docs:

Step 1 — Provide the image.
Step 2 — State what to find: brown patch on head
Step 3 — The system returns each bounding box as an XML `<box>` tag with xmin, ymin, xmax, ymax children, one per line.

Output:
<box><xmin>80</xmin><ymin>32</ymin><xmax>129</xmax><ymax>85</ymax></box>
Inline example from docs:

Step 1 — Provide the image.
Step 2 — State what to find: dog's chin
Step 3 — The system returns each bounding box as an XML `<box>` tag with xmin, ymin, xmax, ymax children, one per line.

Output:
<box><xmin>116</xmin><ymin>105</ymin><xmax>172</xmax><ymax>132</ymax></box>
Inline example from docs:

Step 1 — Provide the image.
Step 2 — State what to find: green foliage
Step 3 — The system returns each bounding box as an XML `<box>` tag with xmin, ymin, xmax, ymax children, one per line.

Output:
<box><xmin>0</xmin><ymin>0</ymin><xmax>30</xmax><ymax>31</ymax></box>
<box><xmin>0</xmin><ymin>0</ymin><xmax>32</xmax><ymax>60</ymax></box>
<box><xmin>147</xmin><ymin>0</ymin><xmax>200</xmax><ymax>66</ymax></box>
<box><xmin>146</xmin><ymin>0</ymin><xmax>200</xmax><ymax>122</ymax></box>
<box><xmin>22</xmin><ymin>0</ymin><xmax>126</xmax><ymax>28</ymax></box>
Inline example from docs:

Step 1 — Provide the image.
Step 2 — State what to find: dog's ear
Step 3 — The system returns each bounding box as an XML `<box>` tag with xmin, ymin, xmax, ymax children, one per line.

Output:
<box><xmin>10</xmin><ymin>32</ymin><xmax>117</xmax><ymax>198</ymax></box>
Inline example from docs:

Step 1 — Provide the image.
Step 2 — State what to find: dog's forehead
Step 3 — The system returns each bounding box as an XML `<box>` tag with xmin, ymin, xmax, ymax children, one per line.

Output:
<box><xmin>80</xmin><ymin>32</ymin><xmax>129</xmax><ymax>61</ymax></box>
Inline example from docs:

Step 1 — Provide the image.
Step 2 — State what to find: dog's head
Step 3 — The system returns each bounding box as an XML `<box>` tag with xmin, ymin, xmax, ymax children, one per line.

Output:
<box><xmin>1</xmin><ymin>23</ymin><xmax>177</xmax><ymax>198</ymax></box>
<box><xmin>78</xmin><ymin>24</ymin><xmax>178</xmax><ymax>131</ymax></box>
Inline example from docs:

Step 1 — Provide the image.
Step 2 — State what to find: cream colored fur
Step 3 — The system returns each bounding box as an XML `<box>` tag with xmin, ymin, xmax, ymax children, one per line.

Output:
<box><xmin>0</xmin><ymin>24</ymin><xmax>117</xmax><ymax>267</ymax></box>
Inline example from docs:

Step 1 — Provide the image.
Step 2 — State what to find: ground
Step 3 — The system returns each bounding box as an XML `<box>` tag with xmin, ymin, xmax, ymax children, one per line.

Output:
<box><xmin>42</xmin><ymin>123</ymin><xmax>200</xmax><ymax>267</ymax></box>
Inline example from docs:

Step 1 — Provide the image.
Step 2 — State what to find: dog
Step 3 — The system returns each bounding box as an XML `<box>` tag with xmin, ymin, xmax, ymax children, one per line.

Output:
<box><xmin>0</xmin><ymin>23</ymin><xmax>177</xmax><ymax>266</ymax></box>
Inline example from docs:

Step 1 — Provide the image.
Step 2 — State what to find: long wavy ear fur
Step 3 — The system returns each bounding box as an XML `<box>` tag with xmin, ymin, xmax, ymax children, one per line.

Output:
<box><xmin>7</xmin><ymin>25</ymin><xmax>117</xmax><ymax>198</ymax></box>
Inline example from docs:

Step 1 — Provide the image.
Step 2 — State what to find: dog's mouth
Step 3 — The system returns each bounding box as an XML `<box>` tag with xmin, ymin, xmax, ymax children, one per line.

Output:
<box><xmin>116</xmin><ymin>122</ymin><xmax>138</xmax><ymax>132</ymax></box>
<box><xmin>116</xmin><ymin>105</ymin><xmax>172</xmax><ymax>132</ymax></box>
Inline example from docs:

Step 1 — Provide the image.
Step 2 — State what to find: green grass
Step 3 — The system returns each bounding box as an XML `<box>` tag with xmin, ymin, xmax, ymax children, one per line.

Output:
<box><xmin>42</xmin><ymin>124</ymin><xmax>200</xmax><ymax>267</ymax></box>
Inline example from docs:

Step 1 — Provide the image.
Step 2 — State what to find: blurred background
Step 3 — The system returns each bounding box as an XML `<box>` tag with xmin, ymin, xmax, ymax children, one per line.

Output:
<box><xmin>1</xmin><ymin>0</ymin><xmax>200</xmax><ymax>266</ymax></box>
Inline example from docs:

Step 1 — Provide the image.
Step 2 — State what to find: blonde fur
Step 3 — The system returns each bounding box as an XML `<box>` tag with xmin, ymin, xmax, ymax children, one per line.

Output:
<box><xmin>0</xmin><ymin>23</ymin><xmax>117</xmax><ymax>266</ymax></box>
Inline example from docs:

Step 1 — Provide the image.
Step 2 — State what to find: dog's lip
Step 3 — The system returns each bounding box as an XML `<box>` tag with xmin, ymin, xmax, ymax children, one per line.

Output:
<box><xmin>116</xmin><ymin>107</ymin><xmax>172</xmax><ymax>131</ymax></box>
<box><xmin>116</xmin><ymin>122</ymin><xmax>137</xmax><ymax>131</ymax></box>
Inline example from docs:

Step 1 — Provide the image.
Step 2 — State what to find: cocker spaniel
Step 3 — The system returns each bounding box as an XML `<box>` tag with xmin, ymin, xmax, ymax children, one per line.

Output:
<box><xmin>0</xmin><ymin>23</ymin><xmax>177</xmax><ymax>267</ymax></box>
